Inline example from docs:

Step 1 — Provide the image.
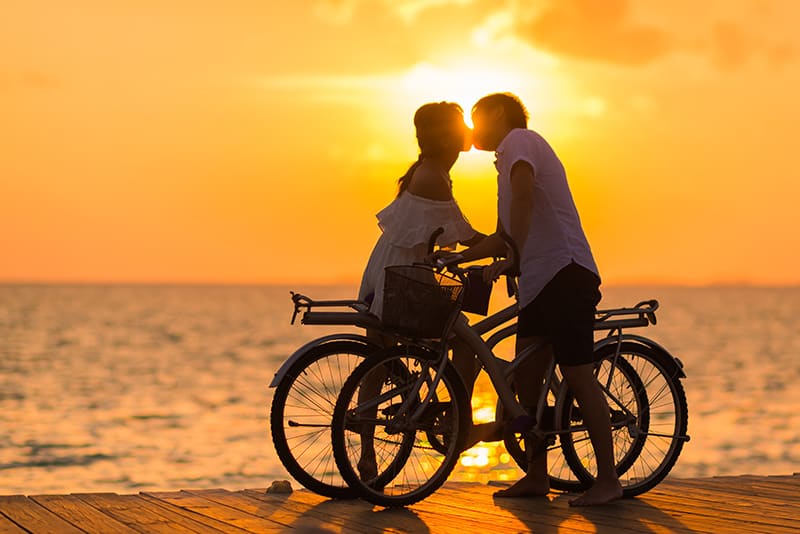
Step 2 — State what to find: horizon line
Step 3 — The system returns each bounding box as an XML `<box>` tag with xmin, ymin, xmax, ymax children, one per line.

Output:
<box><xmin>1</xmin><ymin>279</ymin><xmax>799</xmax><ymax>289</ymax></box>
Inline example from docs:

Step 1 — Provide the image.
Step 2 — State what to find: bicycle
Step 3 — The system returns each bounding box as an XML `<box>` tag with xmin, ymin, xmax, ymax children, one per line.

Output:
<box><xmin>329</xmin><ymin>260</ymin><xmax>690</xmax><ymax>507</ymax></box>
<box><xmin>269</xmin><ymin>279</ymin><xmax>574</xmax><ymax>498</ymax></box>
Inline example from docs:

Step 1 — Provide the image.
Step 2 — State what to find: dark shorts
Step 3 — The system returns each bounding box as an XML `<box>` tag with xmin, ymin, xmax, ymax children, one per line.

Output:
<box><xmin>517</xmin><ymin>262</ymin><xmax>601</xmax><ymax>367</ymax></box>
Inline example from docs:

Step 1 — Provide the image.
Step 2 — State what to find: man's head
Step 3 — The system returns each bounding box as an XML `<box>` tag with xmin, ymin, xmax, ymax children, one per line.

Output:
<box><xmin>471</xmin><ymin>93</ymin><xmax>528</xmax><ymax>151</ymax></box>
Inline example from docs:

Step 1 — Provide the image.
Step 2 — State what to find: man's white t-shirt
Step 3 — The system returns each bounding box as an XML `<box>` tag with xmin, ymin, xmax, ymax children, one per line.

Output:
<box><xmin>496</xmin><ymin>128</ymin><xmax>599</xmax><ymax>308</ymax></box>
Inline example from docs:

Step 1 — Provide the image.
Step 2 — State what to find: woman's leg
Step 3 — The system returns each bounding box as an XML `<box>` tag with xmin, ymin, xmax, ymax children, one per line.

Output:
<box><xmin>494</xmin><ymin>335</ymin><xmax>553</xmax><ymax>497</ymax></box>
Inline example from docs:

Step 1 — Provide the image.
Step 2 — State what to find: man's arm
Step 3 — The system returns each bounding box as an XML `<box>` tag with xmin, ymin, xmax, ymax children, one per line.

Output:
<box><xmin>508</xmin><ymin>160</ymin><xmax>535</xmax><ymax>262</ymax></box>
<box><xmin>459</xmin><ymin>231</ymin><xmax>488</xmax><ymax>247</ymax></box>
<box><xmin>455</xmin><ymin>229</ymin><xmax>506</xmax><ymax>262</ymax></box>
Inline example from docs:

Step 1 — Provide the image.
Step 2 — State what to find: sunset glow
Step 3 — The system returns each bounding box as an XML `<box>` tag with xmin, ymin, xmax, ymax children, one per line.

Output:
<box><xmin>2</xmin><ymin>1</ymin><xmax>799</xmax><ymax>285</ymax></box>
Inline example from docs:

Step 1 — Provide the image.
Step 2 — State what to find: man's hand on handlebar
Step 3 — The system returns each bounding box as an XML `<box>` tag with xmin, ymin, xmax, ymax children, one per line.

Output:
<box><xmin>483</xmin><ymin>258</ymin><xmax>514</xmax><ymax>283</ymax></box>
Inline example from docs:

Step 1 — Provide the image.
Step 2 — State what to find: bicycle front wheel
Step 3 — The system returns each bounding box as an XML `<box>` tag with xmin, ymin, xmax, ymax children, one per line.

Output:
<box><xmin>270</xmin><ymin>340</ymin><xmax>376</xmax><ymax>498</ymax></box>
<box><xmin>560</xmin><ymin>342</ymin><xmax>688</xmax><ymax>497</ymax></box>
<box><xmin>331</xmin><ymin>345</ymin><xmax>470</xmax><ymax>507</ymax></box>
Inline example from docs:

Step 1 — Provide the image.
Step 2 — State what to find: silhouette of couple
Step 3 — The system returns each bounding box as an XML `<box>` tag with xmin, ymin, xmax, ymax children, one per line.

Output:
<box><xmin>358</xmin><ymin>93</ymin><xmax>622</xmax><ymax>506</ymax></box>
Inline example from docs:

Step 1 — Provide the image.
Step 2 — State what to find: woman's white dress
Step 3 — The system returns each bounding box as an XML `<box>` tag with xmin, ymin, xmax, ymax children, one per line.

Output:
<box><xmin>358</xmin><ymin>192</ymin><xmax>476</xmax><ymax>318</ymax></box>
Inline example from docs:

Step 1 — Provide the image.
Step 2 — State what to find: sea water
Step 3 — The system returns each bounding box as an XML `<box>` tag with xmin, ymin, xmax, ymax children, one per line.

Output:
<box><xmin>1</xmin><ymin>284</ymin><xmax>798</xmax><ymax>494</ymax></box>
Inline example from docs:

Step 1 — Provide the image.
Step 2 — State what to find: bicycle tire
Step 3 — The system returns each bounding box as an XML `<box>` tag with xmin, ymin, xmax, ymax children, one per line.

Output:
<box><xmin>502</xmin><ymin>356</ymin><xmax>646</xmax><ymax>492</ymax></box>
<box><xmin>560</xmin><ymin>342</ymin><xmax>688</xmax><ymax>497</ymax></box>
<box><xmin>270</xmin><ymin>340</ymin><xmax>376</xmax><ymax>498</ymax></box>
<box><xmin>332</xmin><ymin>344</ymin><xmax>471</xmax><ymax>507</ymax></box>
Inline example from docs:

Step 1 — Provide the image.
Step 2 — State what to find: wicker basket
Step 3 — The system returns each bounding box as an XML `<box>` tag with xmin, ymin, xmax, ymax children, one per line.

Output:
<box><xmin>382</xmin><ymin>265</ymin><xmax>464</xmax><ymax>338</ymax></box>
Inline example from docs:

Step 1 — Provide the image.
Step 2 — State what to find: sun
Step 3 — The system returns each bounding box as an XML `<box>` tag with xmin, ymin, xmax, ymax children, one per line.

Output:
<box><xmin>398</xmin><ymin>61</ymin><xmax>528</xmax><ymax>127</ymax></box>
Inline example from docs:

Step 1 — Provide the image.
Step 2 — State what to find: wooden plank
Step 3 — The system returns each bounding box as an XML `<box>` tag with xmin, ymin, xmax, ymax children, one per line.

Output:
<box><xmin>0</xmin><ymin>513</ymin><xmax>28</xmax><ymax>534</ymax></box>
<box><xmin>439</xmin><ymin>482</ymin><xmax>788</xmax><ymax>534</ymax></box>
<box><xmin>242</xmin><ymin>489</ymin><xmax>406</xmax><ymax>533</ymax></box>
<box><xmin>421</xmin><ymin>486</ymin><xmax>606</xmax><ymax>534</ymax></box>
<box><xmin>75</xmin><ymin>493</ymin><xmax>225</xmax><ymax>533</ymax></box>
<box><xmin>642</xmin><ymin>485</ymin><xmax>800</xmax><ymax>525</ymax></box>
<box><xmin>222</xmin><ymin>490</ymin><xmax>329</xmax><ymax>529</ymax></box>
<box><xmin>668</xmin><ymin>477</ymin><xmax>800</xmax><ymax>502</ymax></box>
<box><xmin>143</xmin><ymin>490</ymin><xmax>285</xmax><ymax>532</ymax></box>
<box><xmin>254</xmin><ymin>487</ymin><xmax>516</xmax><ymax>534</ymax></box>
<box><xmin>138</xmin><ymin>493</ymin><xmax>253</xmax><ymax>534</ymax></box>
<box><xmin>30</xmin><ymin>494</ymin><xmax>138</xmax><ymax>534</ymax></box>
<box><xmin>433</xmin><ymin>484</ymin><xmax>700</xmax><ymax>534</ymax></box>
<box><xmin>0</xmin><ymin>495</ymin><xmax>84</xmax><ymax>534</ymax></box>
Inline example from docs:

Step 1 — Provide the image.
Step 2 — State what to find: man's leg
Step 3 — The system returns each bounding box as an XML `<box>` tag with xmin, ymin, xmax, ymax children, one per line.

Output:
<box><xmin>560</xmin><ymin>363</ymin><xmax>623</xmax><ymax>506</ymax></box>
<box><xmin>494</xmin><ymin>335</ymin><xmax>553</xmax><ymax>497</ymax></box>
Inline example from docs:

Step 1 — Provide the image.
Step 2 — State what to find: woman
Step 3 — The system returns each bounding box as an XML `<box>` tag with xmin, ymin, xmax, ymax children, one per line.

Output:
<box><xmin>358</xmin><ymin>102</ymin><xmax>483</xmax><ymax>318</ymax></box>
<box><xmin>355</xmin><ymin>102</ymin><xmax>487</xmax><ymax>482</ymax></box>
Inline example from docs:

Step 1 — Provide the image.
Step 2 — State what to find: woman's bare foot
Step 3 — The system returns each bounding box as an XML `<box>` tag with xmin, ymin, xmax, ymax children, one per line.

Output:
<box><xmin>357</xmin><ymin>455</ymin><xmax>378</xmax><ymax>482</ymax></box>
<box><xmin>493</xmin><ymin>473</ymin><xmax>550</xmax><ymax>498</ymax></box>
<box><xmin>568</xmin><ymin>479</ymin><xmax>623</xmax><ymax>506</ymax></box>
<box><xmin>463</xmin><ymin>421</ymin><xmax>504</xmax><ymax>451</ymax></box>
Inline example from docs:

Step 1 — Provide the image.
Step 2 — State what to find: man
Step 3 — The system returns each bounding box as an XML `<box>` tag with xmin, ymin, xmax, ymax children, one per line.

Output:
<box><xmin>447</xmin><ymin>93</ymin><xmax>622</xmax><ymax>506</ymax></box>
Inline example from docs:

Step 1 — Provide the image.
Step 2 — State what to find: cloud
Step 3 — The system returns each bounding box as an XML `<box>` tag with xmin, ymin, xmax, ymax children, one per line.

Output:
<box><xmin>514</xmin><ymin>0</ymin><xmax>672</xmax><ymax>66</ymax></box>
<box><xmin>312</xmin><ymin>0</ymin><xmax>360</xmax><ymax>25</ymax></box>
<box><xmin>710</xmin><ymin>21</ymin><xmax>797</xmax><ymax>71</ymax></box>
<box><xmin>0</xmin><ymin>70</ymin><xmax>60</xmax><ymax>92</ymax></box>
<box><xmin>312</xmin><ymin>0</ymin><xmax>475</xmax><ymax>24</ymax></box>
<box><xmin>766</xmin><ymin>42</ymin><xmax>797</xmax><ymax>68</ymax></box>
<box><xmin>710</xmin><ymin>22</ymin><xmax>750</xmax><ymax>70</ymax></box>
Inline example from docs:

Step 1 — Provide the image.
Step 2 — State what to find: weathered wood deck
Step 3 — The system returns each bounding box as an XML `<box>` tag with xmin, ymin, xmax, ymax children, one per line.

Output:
<box><xmin>1</xmin><ymin>475</ymin><xmax>798</xmax><ymax>533</ymax></box>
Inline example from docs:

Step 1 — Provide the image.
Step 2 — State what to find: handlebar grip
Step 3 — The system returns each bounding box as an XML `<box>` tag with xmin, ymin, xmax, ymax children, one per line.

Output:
<box><xmin>427</xmin><ymin>227</ymin><xmax>445</xmax><ymax>255</ymax></box>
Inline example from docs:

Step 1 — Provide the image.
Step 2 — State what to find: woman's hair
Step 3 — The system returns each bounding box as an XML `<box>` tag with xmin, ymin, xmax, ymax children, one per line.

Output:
<box><xmin>397</xmin><ymin>102</ymin><xmax>467</xmax><ymax>196</ymax></box>
<box><xmin>472</xmin><ymin>92</ymin><xmax>528</xmax><ymax>129</ymax></box>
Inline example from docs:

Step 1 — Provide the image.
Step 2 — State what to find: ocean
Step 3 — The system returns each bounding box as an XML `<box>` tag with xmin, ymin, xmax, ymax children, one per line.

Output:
<box><xmin>1</xmin><ymin>284</ymin><xmax>799</xmax><ymax>495</ymax></box>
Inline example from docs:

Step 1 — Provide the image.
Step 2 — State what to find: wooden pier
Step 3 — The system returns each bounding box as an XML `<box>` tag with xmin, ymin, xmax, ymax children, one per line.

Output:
<box><xmin>1</xmin><ymin>474</ymin><xmax>798</xmax><ymax>533</ymax></box>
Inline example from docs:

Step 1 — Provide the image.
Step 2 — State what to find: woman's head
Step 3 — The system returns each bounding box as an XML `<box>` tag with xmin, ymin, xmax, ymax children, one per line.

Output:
<box><xmin>397</xmin><ymin>102</ymin><xmax>470</xmax><ymax>196</ymax></box>
<box><xmin>413</xmin><ymin>102</ymin><xmax>471</xmax><ymax>156</ymax></box>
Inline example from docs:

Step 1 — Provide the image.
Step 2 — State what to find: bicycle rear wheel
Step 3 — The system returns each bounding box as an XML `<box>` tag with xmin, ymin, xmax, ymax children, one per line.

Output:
<box><xmin>331</xmin><ymin>345</ymin><xmax>470</xmax><ymax>507</ymax></box>
<box><xmin>561</xmin><ymin>342</ymin><xmax>688</xmax><ymax>497</ymax></box>
<box><xmin>270</xmin><ymin>340</ymin><xmax>376</xmax><ymax>498</ymax></box>
<box><xmin>503</xmin><ymin>357</ymin><xmax>646</xmax><ymax>492</ymax></box>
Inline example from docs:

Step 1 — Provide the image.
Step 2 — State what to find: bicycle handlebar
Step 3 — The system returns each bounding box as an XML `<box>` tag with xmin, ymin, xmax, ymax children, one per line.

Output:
<box><xmin>427</xmin><ymin>227</ymin><xmax>445</xmax><ymax>255</ymax></box>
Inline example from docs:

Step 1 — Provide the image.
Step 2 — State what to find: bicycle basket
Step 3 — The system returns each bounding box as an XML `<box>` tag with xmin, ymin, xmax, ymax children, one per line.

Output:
<box><xmin>382</xmin><ymin>265</ymin><xmax>464</xmax><ymax>338</ymax></box>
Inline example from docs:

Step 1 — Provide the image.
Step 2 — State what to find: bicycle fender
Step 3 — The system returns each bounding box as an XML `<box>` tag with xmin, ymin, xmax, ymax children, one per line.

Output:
<box><xmin>594</xmin><ymin>334</ymin><xmax>686</xmax><ymax>379</ymax></box>
<box><xmin>269</xmin><ymin>334</ymin><xmax>380</xmax><ymax>387</ymax></box>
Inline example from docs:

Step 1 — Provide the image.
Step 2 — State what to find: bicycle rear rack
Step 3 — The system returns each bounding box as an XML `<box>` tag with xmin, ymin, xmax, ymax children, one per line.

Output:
<box><xmin>594</xmin><ymin>299</ymin><xmax>658</xmax><ymax>331</ymax></box>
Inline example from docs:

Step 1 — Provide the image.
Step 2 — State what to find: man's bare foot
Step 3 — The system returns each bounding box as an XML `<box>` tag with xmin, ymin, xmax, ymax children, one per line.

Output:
<box><xmin>493</xmin><ymin>473</ymin><xmax>550</xmax><ymax>498</ymax></box>
<box><xmin>568</xmin><ymin>479</ymin><xmax>623</xmax><ymax>506</ymax></box>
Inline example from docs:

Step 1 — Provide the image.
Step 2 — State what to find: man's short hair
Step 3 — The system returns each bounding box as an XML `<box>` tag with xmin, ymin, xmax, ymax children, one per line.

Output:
<box><xmin>473</xmin><ymin>93</ymin><xmax>528</xmax><ymax>129</ymax></box>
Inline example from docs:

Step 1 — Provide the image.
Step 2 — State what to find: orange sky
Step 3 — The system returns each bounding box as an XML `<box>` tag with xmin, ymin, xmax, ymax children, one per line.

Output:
<box><xmin>2</xmin><ymin>1</ymin><xmax>799</xmax><ymax>285</ymax></box>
